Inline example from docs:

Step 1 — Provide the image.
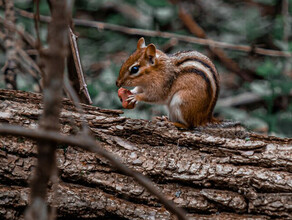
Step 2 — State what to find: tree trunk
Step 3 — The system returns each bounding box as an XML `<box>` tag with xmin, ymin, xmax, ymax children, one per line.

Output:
<box><xmin>0</xmin><ymin>88</ymin><xmax>291</xmax><ymax>220</ymax></box>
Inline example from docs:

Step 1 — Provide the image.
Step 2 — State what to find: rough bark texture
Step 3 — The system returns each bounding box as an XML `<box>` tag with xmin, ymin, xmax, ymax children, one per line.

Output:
<box><xmin>0</xmin><ymin>89</ymin><xmax>291</xmax><ymax>220</ymax></box>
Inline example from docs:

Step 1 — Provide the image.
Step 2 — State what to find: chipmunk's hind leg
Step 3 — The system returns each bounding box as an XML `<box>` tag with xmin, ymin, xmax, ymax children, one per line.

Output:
<box><xmin>171</xmin><ymin>122</ymin><xmax>189</xmax><ymax>129</ymax></box>
<box><xmin>177</xmin><ymin>89</ymin><xmax>210</xmax><ymax>128</ymax></box>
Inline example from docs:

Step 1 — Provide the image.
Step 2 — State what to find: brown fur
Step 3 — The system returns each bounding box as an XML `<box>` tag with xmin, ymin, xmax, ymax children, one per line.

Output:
<box><xmin>169</xmin><ymin>73</ymin><xmax>212</xmax><ymax>127</ymax></box>
<box><xmin>173</xmin><ymin>51</ymin><xmax>220</xmax><ymax>121</ymax></box>
<box><xmin>116</xmin><ymin>38</ymin><xmax>220</xmax><ymax>128</ymax></box>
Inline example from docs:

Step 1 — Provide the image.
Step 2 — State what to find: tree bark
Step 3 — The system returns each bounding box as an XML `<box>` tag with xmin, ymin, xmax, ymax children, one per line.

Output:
<box><xmin>0</xmin><ymin>88</ymin><xmax>291</xmax><ymax>220</ymax></box>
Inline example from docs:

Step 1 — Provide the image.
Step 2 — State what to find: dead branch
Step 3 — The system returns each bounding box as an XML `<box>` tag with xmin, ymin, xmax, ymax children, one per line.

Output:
<box><xmin>15</xmin><ymin>8</ymin><xmax>292</xmax><ymax>58</ymax></box>
<box><xmin>65</xmin><ymin>5</ymin><xmax>92</xmax><ymax>105</ymax></box>
<box><xmin>0</xmin><ymin>88</ymin><xmax>291</xmax><ymax>219</ymax></box>
<box><xmin>16</xmin><ymin>47</ymin><xmax>42</xmax><ymax>79</ymax></box>
<box><xmin>33</xmin><ymin>0</ymin><xmax>41</xmax><ymax>50</ymax></box>
<box><xmin>68</xmin><ymin>27</ymin><xmax>92</xmax><ymax>105</ymax></box>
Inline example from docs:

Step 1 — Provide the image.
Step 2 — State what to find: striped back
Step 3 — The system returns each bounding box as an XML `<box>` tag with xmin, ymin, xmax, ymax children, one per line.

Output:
<box><xmin>173</xmin><ymin>51</ymin><xmax>220</xmax><ymax>118</ymax></box>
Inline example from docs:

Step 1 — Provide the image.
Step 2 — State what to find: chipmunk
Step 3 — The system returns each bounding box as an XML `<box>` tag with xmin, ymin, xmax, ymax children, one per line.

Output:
<box><xmin>116</xmin><ymin>37</ymin><xmax>220</xmax><ymax>129</ymax></box>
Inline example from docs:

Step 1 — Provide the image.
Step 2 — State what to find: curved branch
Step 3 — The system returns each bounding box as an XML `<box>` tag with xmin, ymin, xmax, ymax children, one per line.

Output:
<box><xmin>15</xmin><ymin>8</ymin><xmax>292</xmax><ymax>58</ymax></box>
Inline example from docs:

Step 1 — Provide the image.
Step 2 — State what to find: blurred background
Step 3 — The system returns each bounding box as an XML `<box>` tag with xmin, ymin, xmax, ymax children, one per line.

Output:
<box><xmin>0</xmin><ymin>0</ymin><xmax>291</xmax><ymax>137</ymax></box>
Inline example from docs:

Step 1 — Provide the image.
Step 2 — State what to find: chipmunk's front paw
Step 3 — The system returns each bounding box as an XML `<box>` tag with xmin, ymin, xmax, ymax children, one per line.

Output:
<box><xmin>126</xmin><ymin>94</ymin><xmax>138</xmax><ymax>104</ymax></box>
<box><xmin>118</xmin><ymin>88</ymin><xmax>136</xmax><ymax>109</ymax></box>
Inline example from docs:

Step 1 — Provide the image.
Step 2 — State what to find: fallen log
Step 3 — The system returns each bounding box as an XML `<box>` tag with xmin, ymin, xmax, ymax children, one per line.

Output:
<box><xmin>0</xmin><ymin>89</ymin><xmax>291</xmax><ymax>219</ymax></box>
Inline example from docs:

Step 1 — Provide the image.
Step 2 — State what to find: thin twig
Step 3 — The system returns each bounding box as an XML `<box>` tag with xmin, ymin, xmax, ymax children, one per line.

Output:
<box><xmin>15</xmin><ymin>8</ymin><xmax>292</xmax><ymax>57</ymax></box>
<box><xmin>33</xmin><ymin>0</ymin><xmax>41</xmax><ymax>49</ymax></box>
<box><xmin>63</xmin><ymin>73</ymin><xmax>90</xmax><ymax>134</ymax></box>
<box><xmin>68</xmin><ymin>27</ymin><xmax>92</xmax><ymax>104</ymax></box>
<box><xmin>65</xmin><ymin>2</ymin><xmax>92</xmax><ymax>105</ymax></box>
<box><xmin>16</xmin><ymin>47</ymin><xmax>43</xmax><ymax>91</ymax></box>
<box><xmin>0</xmin><ymin>123</ymin><xmax>188</xmax><ymax>220</ymax></box>
<box><xmin>17</xmin><ymin>47</ymin><xmax>41</xmax><ymax>77</ymax></box>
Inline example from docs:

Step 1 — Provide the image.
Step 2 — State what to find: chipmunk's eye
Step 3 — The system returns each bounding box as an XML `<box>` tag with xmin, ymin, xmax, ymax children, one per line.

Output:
<box><xmin>130</xmin><ymin>66</ymin><xmax>139</xmax><ymax>74</ymax></box>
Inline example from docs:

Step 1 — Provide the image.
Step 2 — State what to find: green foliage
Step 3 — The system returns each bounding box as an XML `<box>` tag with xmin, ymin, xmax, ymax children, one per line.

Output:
<box><xmin>256</xmin><ymin>58</ymin><xmax>281</xmax><ymax>77</ymax></box>
<box><xmin>273</xmin><ymin>15</ymin><xmax>285</xmax><ymax>40</ymax></box>
<box><xmin>251</xmin><ymin>58</ymin><xmax>292</xmax><ymax>135</ymax></box>
<box><xmin>14</xmin><ymin>0</ymin><xmax>32</xmax><ymax>10</ymax></box>
<box><xmin>144</xmin><ymin>0</ymin><xmax>171</xmax><ymax>7</ymax></box>
<box><xmin>244</xmin><ymin>9</ymin><xmax>270</xmax><ymax>42</ymax></box>
<box><xmin>75</xmin><ymin>0</ymin><xmax>103</xmax><ymax>11</ymax></box>
<box><xmin>253</xmin><ymin>0</ymin><xmax>277</xmax><ymax>6</ymax></box>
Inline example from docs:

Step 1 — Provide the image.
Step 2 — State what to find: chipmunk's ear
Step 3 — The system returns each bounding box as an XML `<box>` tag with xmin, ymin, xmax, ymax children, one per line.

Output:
<box><xmin>137</xmin><ymin>37</ymin><xmax>146</xmax><ymax>49</ymax></box>
<box><xmin>145</xmin><ymin>43</ymin><xmax>156</xmax><ymax>65</ymax></box>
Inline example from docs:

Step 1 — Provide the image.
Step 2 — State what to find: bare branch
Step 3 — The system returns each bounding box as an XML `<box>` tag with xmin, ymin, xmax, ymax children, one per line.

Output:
<box><xmin>15</xmin><ymin>8</ymin><xmax>292</xmax><ymax>58</ymax></box>
<box><xmin>33</xmin><ymin>0</ymin><xmax>41</xmax><ymax>49</ymax></box>
<box><xmin>68</xmin><ymin>27</ymin><xmax>92</xmax><ymax>105</ymax></box>
<box><xmin>16</xmin><ymin>47</ymin><xmax>42</xmax><ymax>79</ymax></box>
